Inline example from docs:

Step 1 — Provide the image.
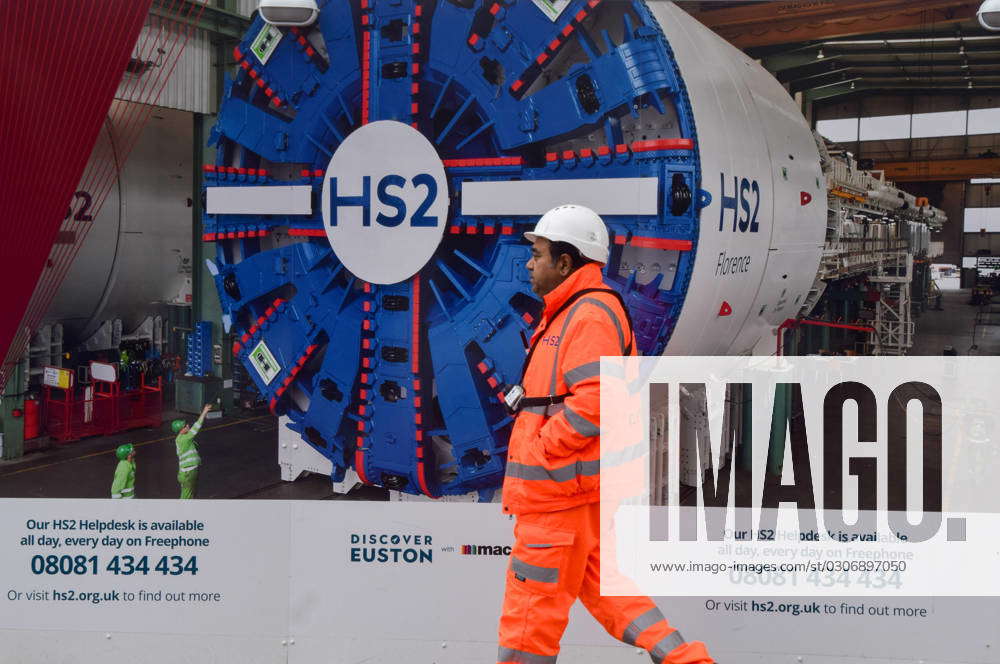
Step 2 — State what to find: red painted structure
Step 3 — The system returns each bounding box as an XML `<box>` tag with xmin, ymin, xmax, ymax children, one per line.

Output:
<box><xmin>44</xmin><ymin>372</ymin><xmax>162</xmax><ymax>444</ymax></box>
<box><xmin>776</xmin><ymin>318</ymin><xmax>876</xmax><ymax>356</ymax></box>
<box><xmin>0</xmin><ymin>0</ymin><xmax>153</xmax><ymax>389</ymax></box>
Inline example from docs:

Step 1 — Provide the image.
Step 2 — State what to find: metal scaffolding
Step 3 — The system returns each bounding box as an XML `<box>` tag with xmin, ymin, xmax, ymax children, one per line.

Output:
<box><xmin>812</xmin><ymin>148</ymin><xmax>929</xmax><ymax>355</ymax></box>
<box><xmin>866</xmin><ymin>250</ymin><xmax>914</xmax><ymax>355</ymax></box>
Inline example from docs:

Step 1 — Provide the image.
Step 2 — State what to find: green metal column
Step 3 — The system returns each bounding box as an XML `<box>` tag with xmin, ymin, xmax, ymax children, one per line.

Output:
<box><xmin>766</xmin><ymin>383</ymin><xmax>791</xmax><ymax>478</ymax></box>
<box><xmin>737</xmin><ymin>383</ymin><xmax>754</xmax><ymax>472</ymax></box>
<box><xmin>189</xmin><ymin>113</ymin><xmax>232</xmax><ymax>413</ymax></box>
<box><xmin>192</xmin><ymin>114</ymin><xmax>206</xmax><ymax>325</ymax></box>
<box><xmin>1</xmin><ymin>361</ymin><xmax>26</xmax><ymax>460</ymax></box>
<box><xmin>841</xmin><ymin>300</ymin><xmax>849</xmax><ymax>350</ymax></box>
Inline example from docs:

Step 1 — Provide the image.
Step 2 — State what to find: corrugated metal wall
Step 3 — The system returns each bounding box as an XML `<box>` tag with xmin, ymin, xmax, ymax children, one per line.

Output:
<box><xmin>192</xmin><ymin>0</ymin><xmax>255</xmax><ymax>17</ymax></box>
<box><xmin>236</xmin><ymin>0</ymin><xmax>257</xmax><ymax>18</ymax></box>
<box><xmin>115</xmin><ymin>16</ymin><xmax>214</xmax><ymax>115</ymax></box>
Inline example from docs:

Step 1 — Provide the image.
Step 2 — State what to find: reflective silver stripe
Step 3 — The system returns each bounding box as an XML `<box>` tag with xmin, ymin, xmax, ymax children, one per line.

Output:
<box><xmin>603</xmin><ymin>360</ymin><xmax>627</xmax><ymax>379</ymax></box>
<box><xmin>603</xmin><ymin>441</ymin><xmax>646</xmax><ymax>468</ymax></box>
<box><xmin>511</xmin><ymin>556</ymin><xmax>559</xmax><ymax>583</ymax></box>
<box><xmin>564</xmin><ymin>404</ymin><xmax>600</xmax><ymax>437</ymax></box>
<box><xmin>544</xmin><ymin>293</ymin><xmax>631</xmax><ymax>394</ymax></box>
<box><xmin>179</xmin><ymin>451</ymin><xmax>199</xmax><ymax>460</ymax></box>
<box><xmin>578</xmin><ymin>297</ymin><xmax>626</xmax><ymax>355</ymax></box>
<box><xmin>111</xmin><ymin>493</ymin><xmax>122</xmax><ymax>499</ymax></box>
<box><xmin>563</xmin><ymin>361</ymin><xmax>600</xmax><ymax>387</ymax></box>
<box><xmin>121</xmin><ymin>488</ymin><xmax>134</xmax><ymax>495</ymax></box>
<box><xmin>525</xmin><ymin>543</ymin><xmax>561</xmax><ymax>549</ymax></box>
<box><xmin>521</xmin><ymin>403</ymin><xmax>565</xmax><ymax>417</ymax></box>
<box><xmin>180</xmin><ymin>464</ymin><xmax>199</xmax><ymax>471</ymax></box>
<box><xmin>649</xmin><ymin>631</ymin><xmax>685</xmax><ymax>662</ymax></box>
<box><xmin>505</xmin><ymin>462</ymin><xmax>551</xmax><ymax>481</ymax></box>
<box><xmin>506</xmin><ymin>459</ymin><xmax>600</xmax><ymax>483</ymax></box>
<box><xmin>563</xmin><ymin>359</ymin><xmax>625</xmax><ymax>385</ymax></box>
<box><xmin>622</xmin><ymin>607</ymin><xmax>667</xmax><ymax>646</ymax></box>
<box><xmin>497</xmin><ymin>646</ymin><xmax>558</xmax><ymax>664</ymax></box>
<box><xmin>548</xmin><ymin>299</ymin><xmax>592</xmax><ymax>394</ymax></box>
<box><xmin>189</xmin><ymin>421</ymin><xmax>202</xmax><ymax>436</ymax></box>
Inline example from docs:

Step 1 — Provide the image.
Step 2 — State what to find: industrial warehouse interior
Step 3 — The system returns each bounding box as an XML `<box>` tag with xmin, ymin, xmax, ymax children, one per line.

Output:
<box><xmin>3</xmin><ymin>2</ymin><xmax>1000</xmax><ymax>663</ymax></box>
<box><xmin>5</xmin><ymin>0</ymin><xmax>998</xmax><ymax>499</ymax></box>
<box><xmin>2</xmin><ymin>0</ymin><xmax>998</xmax><ymax>494</ymax></box>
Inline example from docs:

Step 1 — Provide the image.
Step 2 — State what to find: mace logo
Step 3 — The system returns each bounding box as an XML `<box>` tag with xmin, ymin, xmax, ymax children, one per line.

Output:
<box><xmin>349</xmin><ymin>532</ymin><xmax>434</xmax><ymax>564</ymax></box>
<box><xmin>460</xmin><ymin>544</ymin><xmax>513</xmax><ymax>556</ymax></box>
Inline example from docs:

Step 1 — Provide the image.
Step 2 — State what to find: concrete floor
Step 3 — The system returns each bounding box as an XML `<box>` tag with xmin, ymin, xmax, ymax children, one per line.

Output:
<box><xmin>910</xmin><ymin>287</ymin><xmax>1000</xmax><ymax>355</ymax></box>
<box><xmin>2</xmin><ymin>286</ymin><xmax>989</xmax><ymax>499</ymax></box>
<box><xmin>0</xmin><ymin>407</ymin><xmax>386</xmax><ymax>501</ymax></box>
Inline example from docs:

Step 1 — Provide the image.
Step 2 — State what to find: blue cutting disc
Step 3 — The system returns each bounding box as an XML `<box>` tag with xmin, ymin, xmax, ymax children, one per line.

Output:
<box><xmin>205</xmin><ymin>0</ymin><xmax>702</xmax><ymax>497</ymax></box>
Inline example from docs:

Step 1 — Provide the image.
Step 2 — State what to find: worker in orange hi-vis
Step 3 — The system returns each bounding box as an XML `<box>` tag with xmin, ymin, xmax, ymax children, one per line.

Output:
<box><xmin>496</xmin><ymin>204</ymin><xmax>714</xmax><ymax>664</ymax></box>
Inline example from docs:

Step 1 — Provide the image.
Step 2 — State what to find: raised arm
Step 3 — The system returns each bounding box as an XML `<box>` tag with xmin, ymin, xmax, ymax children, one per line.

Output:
<box><xmin>190</xmin><ymin>403</ymin><xmax>212</xmax><ymax>436</ymax></box>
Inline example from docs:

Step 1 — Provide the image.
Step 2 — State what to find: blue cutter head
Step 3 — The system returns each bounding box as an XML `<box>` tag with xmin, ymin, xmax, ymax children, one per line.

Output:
<box><xmin>204</xmin><ymin>0</ymin><xmax>703</xmax><ymax>497</ymax></box>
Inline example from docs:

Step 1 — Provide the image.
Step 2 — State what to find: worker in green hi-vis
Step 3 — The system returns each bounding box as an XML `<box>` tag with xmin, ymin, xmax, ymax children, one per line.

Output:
<box><xmin>110</xmin><ymin>443</ymin><xmax>136</xmax><ymax>499</ymax></box>
<box><xmin>171</xmin><ymin>403</ymin><xmax>212</xmax><ymax>499</ymax></box>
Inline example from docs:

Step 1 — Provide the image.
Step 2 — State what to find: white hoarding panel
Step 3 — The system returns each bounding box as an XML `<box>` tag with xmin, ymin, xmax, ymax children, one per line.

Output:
<box><xmin>0</xmin><ymin>496</ymin><xmax>995</xmax><ymax>663</ymax></box>
<box><xmin>206</xmin><ymin>186</ymin><xmax>314</xmax><ymax>216</ymax></box>
<box><xmin>460</xmin><ymin>178</ymin><xmax>660</xmax><ymax>216</ymax></box>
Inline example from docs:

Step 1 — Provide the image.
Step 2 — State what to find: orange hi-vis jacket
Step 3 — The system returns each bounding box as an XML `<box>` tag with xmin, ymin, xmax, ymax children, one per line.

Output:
<box><xmin>502</xmin><ymin>263</ymin><xmax>636</xmax><ymax>516</ymax></box>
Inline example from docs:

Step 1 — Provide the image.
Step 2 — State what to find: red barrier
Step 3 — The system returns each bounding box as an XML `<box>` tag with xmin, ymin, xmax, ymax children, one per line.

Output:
<box><xmin>23</xmin><ymin>399</ymin><xmax>40</xmax><ymax>440</ymax></box>
<box><xmin>776</xmin><ymin>318</ymin><xmax>875</xmax><ymax>356</ymax></box>
<box><xmin>44</xmin><ymin>374</ymin><xmax>162</xmax><ymax>444</ymax></box>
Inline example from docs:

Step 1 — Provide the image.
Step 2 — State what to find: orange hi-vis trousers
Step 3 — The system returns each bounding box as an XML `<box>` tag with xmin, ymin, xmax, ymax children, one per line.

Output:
<box><xmin>497</xmin><ymin>501</ymin><xmax>713</xmax><ymax>664</ymax></box>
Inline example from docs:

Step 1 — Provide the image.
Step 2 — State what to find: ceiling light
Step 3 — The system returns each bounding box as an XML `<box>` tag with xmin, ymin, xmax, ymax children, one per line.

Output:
<box><xmin>969</xmin><ymin>80</ymin><xmax>974</xmax><ymax>88</ymax></box>
<box><xmin>979</xmin><ymin>0</ymin><xmax>1000</xmax><ymax>30</ymax></box>
<box><xmin>258</xmin><ymin>0</ymin><xmax>319</xmax><ymax>27</ymax></box>
<box><xmin>850</xmin><ymin>81</ymin><xmax>856</xmax><ymax>89</ymax></box>
<box><xmin>817</xmin><ymin>48</ymin><xmax>825</xmax><ymax>59</ymax></box>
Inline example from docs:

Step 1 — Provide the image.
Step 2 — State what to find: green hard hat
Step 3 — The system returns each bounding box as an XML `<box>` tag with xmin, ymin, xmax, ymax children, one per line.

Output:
<box><xmin>171</xmin><ymin>419</ymin><xmax>186</xmax><ymax>434</ymax></box>
<box><xmin>116</xmin><ymin>444</ymin><xmax>134</xmax><ymax>461</ymax></box>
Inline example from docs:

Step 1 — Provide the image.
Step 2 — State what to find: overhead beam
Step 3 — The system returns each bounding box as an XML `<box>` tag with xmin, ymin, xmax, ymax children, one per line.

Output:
<box><xmin>699</xmin><ymin>2</ymin><xmax>979</xmax><ymax>49</ymax></box>
<box><xmin>804</xmin><ymin>79</ymin><xmax>867</xmax><ymax>102</ymax></box>
<box><xmin>149</xmin><ymin>0</ymin><xmax>250</xmax><ymax>41</ymax></box>
<box><xmin>805</xmin><ymin>80</ymin><xmax>1000</xmax><ymax>101</ymax></box>
<box><xmin>777</xmin><ymin>58</ymin><xmax>1000</xmax><ymax>84</ymax></box>
<box><xmin>878</xmin><ymin>158</ymin><xmax>1000</xmax><ymax>182</ymax></box>
<box><xmin>791</xmin><ymin>69</ymin><xmax>1000</xmax><ymax>93</ymax></box>
<box><xmin>749</xmin><ymin>30</ymin><xmax>1000</xmax><ymax>58</ymax></box>
<box><xmin>765</xmin><ymin>45</ymin><xmax>1000</xmax><ymax>73</ymax></box>
<box><xmin>775</xmin><ymin>57</ymin><xmax>849</xmax><ymax>82</ymax></box>
<box><xmin>688</xmin><ymin>0</ymin><xmax>965</xmax><ymax>28</ymax></box>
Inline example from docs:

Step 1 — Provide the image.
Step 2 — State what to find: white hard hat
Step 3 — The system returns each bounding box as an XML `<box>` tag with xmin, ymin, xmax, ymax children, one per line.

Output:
<box><xmin>524</xmin><ymin>204</ymin><xmax>610</xmax><ymax>264</ymax></box>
